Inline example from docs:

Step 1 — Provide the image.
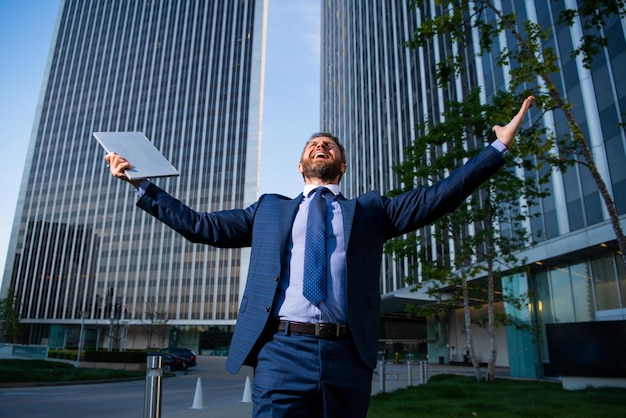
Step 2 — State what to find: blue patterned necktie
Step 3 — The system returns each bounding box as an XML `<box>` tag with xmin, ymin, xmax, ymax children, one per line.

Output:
<box><xmin>303</xmin><ymin>187</ymin><xmax>330</xmax><ymax>306</ymax></box>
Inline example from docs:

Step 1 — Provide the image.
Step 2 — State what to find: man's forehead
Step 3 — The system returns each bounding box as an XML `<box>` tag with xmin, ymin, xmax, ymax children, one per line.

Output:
<box><xmin>307</xmin><ymin>136</ymin><xmax>336</xmax><ymax>145</ymax></box>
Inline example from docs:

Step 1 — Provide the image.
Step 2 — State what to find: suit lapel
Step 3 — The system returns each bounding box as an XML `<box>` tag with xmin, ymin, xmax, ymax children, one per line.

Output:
<box><xmin>279</xmin><ymin>193</ymin><xmax>303</xmax><ymax>249</ymax></box>
<box><xmin>337</xmin><ymin>196</ymin><xmax>356</xmax><ymax>249</ymax></box>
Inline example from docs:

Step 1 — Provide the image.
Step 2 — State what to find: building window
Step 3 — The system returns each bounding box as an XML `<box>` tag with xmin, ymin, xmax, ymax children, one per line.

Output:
<box><xmin>591</xmin><ymin>254</ymin><xmax>621</xmax><ymax>311</ymax></box>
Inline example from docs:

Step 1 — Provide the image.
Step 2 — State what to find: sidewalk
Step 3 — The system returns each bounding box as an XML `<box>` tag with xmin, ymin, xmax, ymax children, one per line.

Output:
<box><xmin>164</xmin><ymin>356</ymin><xmax>510</xmax><ymax>418</ymax></box>
<box><xmin>161</xmin><ymin>356</ymin><xmax>254</xmax><ymax>418</ymax></box>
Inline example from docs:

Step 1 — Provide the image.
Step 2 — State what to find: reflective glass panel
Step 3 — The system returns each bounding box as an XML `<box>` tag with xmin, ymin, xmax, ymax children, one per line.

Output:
<box><xmin>616</xmin><ymin>253</ymin><xmax>626</xmax><ymax>307</ymax></box>
<box><xmin>550</xmin><ymin>266</ymin><xmax>575</xmax><ymax>323</ymax></box>
<box><xmin>591</xmin><ymin>254</ymin><xmax>620</xmax><ymax>310</ymax></box>
<box><xmin>570</xmin><ymin>262</ymin><xmax>594</xmax><ymax>321</ymax></box>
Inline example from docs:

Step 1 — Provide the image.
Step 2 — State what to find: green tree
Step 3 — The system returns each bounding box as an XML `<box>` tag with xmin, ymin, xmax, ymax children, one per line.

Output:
<box><xmin>386</xmin><ymin>90</ymin><xmax>550</xmax><ymax>380</ymax></box>
<box><xmin>397</xmin><ymin>0</ymin><xmax>626</xmax><ymax>380</ymax></box>
<box><xmin>406</xmin><ymin>0</ymin><xmax>626</xmax><ymax>270</ymax></box>
<box><xmin>0</xmin><ymin>288</ymin><xmax>22</xmax><ymax>343</ymax></box>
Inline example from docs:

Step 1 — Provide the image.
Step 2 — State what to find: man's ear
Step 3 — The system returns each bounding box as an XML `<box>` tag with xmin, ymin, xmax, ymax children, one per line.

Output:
<box><xmin>341</xmin><ymin>163</ymin><xmax>346</xmax><ymax>174</ymax></box>
<box><xmin>298</xmin><ymin>162</ymin><xmax>304</xmax><ymax>174</ymax></box>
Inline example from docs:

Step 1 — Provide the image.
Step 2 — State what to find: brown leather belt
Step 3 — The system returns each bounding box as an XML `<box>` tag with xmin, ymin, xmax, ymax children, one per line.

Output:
<box><xmin>277</xmin><ymin>320</ymin><xmax>350</xmax><ymax>338</ymax></box>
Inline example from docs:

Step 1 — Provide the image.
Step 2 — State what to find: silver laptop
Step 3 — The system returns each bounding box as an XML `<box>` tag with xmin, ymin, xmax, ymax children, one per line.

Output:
<box><xmin>93</xmin><ymin>131</ymin><xmax>179</xmax><ymax>180</ymax></box>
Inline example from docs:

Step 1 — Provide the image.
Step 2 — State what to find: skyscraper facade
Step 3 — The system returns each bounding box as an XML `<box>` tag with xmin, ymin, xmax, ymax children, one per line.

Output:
<box><xmin>321</xmin><ymin>0</ymin><xmax>625</xmax><ymax>378</ymax></box>
<box><xmin>2</xmin><ymin>0</ymin><xmax>267</xmax><ymax>353</ymax></box>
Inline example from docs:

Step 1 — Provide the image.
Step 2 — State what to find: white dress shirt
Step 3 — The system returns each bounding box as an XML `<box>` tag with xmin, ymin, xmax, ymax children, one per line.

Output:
<box><xmin>275</xmin><ymin>184</ymin><xmax>348</xmax><ymax>324</ymax></box>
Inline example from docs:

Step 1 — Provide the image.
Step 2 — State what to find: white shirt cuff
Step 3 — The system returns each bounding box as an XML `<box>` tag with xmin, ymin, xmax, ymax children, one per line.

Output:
<box><xmin>490</xmin><ymin>139</ymin><xmax>509</xmax><ymax>157</ymax></box>
<box><xmin>134</xmin><ymin>180</ymin><xmax>150</xmax><ymax>197</ymax></box>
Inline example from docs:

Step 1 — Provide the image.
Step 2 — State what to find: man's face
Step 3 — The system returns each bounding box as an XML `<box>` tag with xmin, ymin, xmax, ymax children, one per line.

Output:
<box><xmin>298</xmin><ymin>136</ymin><xmax>346</xmax><ymax>184</ymax></box>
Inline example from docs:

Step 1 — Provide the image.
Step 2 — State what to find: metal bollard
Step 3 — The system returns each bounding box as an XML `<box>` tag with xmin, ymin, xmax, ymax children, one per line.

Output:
<box><xmin>418</xmin><ymin>360</ymin><xmax>429</xmax><ymax>384</ymax></box>
<box><xmin>144</xmin><ymin>355</ymin><xmax>163</xmax><ymax>418</ymax></box>
<box><xmin>378</xmin><ymin>359</ymin><xmax>386</xmax><ymax>393</ymax></box>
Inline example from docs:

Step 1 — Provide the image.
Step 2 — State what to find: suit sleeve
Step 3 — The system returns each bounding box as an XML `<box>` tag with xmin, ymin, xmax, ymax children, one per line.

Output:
<box><xmin>136</xmin><ymin>182</ymin><xmax>258</xmax><ymax>248</ymax></box>
<box><xmin>383</xmin><ymin>145</ymin><xmax>505</xmax><ymax>239</ymax></box>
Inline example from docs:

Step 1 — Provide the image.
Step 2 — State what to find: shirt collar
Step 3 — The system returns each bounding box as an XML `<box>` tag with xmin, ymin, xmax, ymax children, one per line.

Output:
<box><xmin>303</xmin><ymin>183</ymin><xmax>341</xmax><ymax>197</ymax></box>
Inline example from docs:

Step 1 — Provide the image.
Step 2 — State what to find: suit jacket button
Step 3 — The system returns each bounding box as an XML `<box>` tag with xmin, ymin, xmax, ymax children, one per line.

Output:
<box><xmin>274</xmin><ymin>275</ymin><xmax>279</xmax><ymax>281</ymax></box>
<box><xmin>265</xmin><ymin>306</ymin><xmax>271</xmax><ymax>312</ymax></box>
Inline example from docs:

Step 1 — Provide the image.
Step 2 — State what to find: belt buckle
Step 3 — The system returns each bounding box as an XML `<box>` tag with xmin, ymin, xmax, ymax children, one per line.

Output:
<box><xmin>314</xmin><ymin>323</ymin><xmax>341</xmax><ymax>337</ymax></box>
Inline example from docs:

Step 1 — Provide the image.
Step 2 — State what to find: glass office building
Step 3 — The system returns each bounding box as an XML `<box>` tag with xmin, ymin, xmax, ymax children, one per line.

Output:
<box><xmin>321</xmin><ymin>0</ymin><xmax>626</xmax><ymax>378</ymax></box>
<box><xmin>2</xmin><ymin>0</ymin><xmax>267</xmax><ymax>353</ymax></box>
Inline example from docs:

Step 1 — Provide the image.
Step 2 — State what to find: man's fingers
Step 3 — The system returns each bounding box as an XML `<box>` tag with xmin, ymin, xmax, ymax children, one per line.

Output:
<box><xmin>490</xmin><ymin>96</ymin><xmax>535</xmax><ymax>148</ymax></box>
<box><xmin>492</xmin><ymin>96</ymin><xmax>534</xmax><ymax>131</ymax></box>
<box><xmin>104</xmin><ymin>152</ymin><xmax>133</xmax><ymax>180</ymax></box>
<box><xmin>515</xmin><ymin>96</ymin><xmax>534</xmax><ymax>123</ymax></box>
<box><xmin>514</xmin><ymin>96</ymin><xmax>534</xmax><ymax>120</ymax></box>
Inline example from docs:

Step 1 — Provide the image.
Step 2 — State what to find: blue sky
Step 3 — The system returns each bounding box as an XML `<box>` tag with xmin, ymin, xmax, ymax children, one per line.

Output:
<box><xmin>0</xmin><ymin>0</ymin><xmax>319</xmax><ymax>286</ymax></box>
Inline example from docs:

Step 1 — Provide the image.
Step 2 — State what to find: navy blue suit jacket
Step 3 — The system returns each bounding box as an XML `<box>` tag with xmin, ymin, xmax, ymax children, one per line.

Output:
<box><xmin>136</xmin><ymin>145</ymin><xmax>505</xmax><ymax>373</ymax></box>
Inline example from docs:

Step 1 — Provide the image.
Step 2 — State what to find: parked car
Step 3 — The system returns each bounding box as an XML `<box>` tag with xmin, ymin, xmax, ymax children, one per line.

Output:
<box><xmin>147</xmin><ymin>351</ymin><xmax>186</xmax><ymax>372</ymax></box>
<box><xmin>160</xmin><ymin>347</ymin><xmax>197</xmax><ymax>368</ymax></box>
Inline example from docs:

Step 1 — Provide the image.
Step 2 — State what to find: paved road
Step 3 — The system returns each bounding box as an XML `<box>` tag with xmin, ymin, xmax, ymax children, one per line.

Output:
<box><xmin>0</xmin><ymin>356</ymin><xmax>509</xmax><ymax>418</ymax></box>
<box><xmin>1</xmin><ymin>356</ymin><xmax>255</xmax><ymax>418</ymax></box>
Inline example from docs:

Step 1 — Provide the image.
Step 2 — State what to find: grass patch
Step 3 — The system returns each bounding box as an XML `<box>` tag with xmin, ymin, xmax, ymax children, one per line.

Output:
<box><xmin>0</xmin><ymin>359</ymin><xmax>144</xmax><ymax>384</ymax></box>
<box><xmin>368</xmin><ymin>374</ymin><xmax>626</xmax><ymax>418</ymax></box>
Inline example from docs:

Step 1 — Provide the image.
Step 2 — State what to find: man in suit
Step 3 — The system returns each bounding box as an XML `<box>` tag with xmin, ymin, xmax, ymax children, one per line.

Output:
<box><xmin>107</xmin><ymin>96</ymin><xmax>534</xmax><ymax>417</ymax></box>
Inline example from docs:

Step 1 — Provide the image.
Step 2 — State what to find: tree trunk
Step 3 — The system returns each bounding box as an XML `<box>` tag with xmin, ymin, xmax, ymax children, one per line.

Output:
<box><xmin>462</xmin><ymin>274</ymin><xmax>482</xmax><ymax>380</ymax></box>
<box><xmin>485</xmin><ymin>199</ymin><xmax>497</xmax><ymax>381</ymax></box>
<box><xmin>547</xmin><ymin>86</ymin><xmax>626</xmax><ymax>272</ymax></box>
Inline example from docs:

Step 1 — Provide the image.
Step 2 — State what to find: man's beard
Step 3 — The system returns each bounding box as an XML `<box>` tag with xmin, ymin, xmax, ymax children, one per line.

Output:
<box><xmin>301</xmin><ymin>158</ymin><xmax>343</xmax><ymax>181</ymax></box>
